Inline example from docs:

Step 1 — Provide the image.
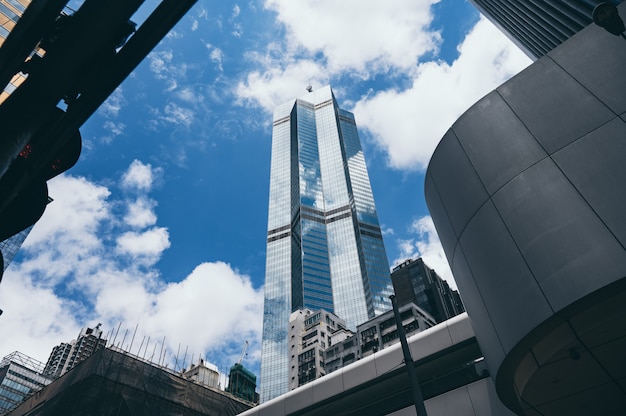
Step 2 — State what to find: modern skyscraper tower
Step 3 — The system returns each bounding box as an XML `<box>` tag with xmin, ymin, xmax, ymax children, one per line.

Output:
<box><xmin>260</xmin><ymin>86</ymin><xmax>392</xmax><ymax>402</ymax></box>
<box><xmin>469</xmin><ymin>0</ymin><xmax>623</xmax><ymax>60</ymax></box>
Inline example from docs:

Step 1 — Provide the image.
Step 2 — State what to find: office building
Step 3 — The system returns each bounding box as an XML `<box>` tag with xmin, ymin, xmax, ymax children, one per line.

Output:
<box><xmin>425</xmin><ymin>2</ymin><xmax>626</xmax><ymax>414</ymax></box>
<box><xmin>469</xmin><ymin>0</ymin><xmax>623</xmax><ymax>60</ymax></box>
<box><xmin>226</xmin><ymin>363</ymin><xmax>258</xmax><ymax>403</ymax></box>
<box><xmin>43</xmin><ymin>325</ymin><xmax>106</xmax><ymax>379</ymax></box>
<box><xmin>0</xmin><ymin>351</ymin><xmax>52</xmax><ymax>415</ymax></box>
<box><xmin>391</xmin><ymin>257</ymin><xmax>464</xmax><ymax>323</ymax></box>
<box><xmin>260</xmin><ymin>85</ymin><xmax>393</xmax><ymax>402</ymax></box>
<box><xmin>10</xmin><ymin>348</ymin><xmax>252</xmax><ymax>416</ymax></box>
<box><xmin>287</xmin><ymin>309</ymin><xmax>345</xmax><ymax>390</ymax></box>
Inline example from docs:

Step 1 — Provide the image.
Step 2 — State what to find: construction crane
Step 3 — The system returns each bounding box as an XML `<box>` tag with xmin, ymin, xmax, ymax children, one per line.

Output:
<box><xmin>238</xmin><ymin>340</ymin><xmax>248</xmax><ymax>365</ymax></box>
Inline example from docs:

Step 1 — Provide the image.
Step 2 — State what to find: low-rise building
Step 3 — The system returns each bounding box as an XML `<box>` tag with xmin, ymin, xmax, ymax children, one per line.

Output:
<box><xmin>288</xmin><ymin>309</ymin><xmax>346</xmax><ymax>390</ymax></box>
<box><xmin>324</xmin><ymin>302</ymin><xmax>435</xmax><ymax>374</ymax></box>
<box><xmin>357</xmin><ymin>301</ymin><xmax>436</xmax><ymax>358</ymax></box>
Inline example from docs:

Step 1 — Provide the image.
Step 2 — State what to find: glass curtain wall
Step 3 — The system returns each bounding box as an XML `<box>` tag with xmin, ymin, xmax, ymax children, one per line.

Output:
<box><xmin>260</xmin><ymin>86</ymin><xmax>392</xmax><ymax>403</ymax></box>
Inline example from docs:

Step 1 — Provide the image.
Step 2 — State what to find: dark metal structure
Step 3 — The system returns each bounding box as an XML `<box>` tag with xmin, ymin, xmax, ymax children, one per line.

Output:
<box><xmin>0</xmin><ymin>0</ymin><xmax>197</xmax><ymax>278</ymax></box>
<box><xmin>469</xmin><ymin>0</ymin><xmax>623</xmax><ymax>59</ymax></box>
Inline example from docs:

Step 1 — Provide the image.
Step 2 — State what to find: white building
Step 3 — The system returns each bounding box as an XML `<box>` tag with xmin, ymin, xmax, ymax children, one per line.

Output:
<box><xmin>288</xmin><ymin>309</ymin><xmax>346</xmax><ymax>390</ymax></box>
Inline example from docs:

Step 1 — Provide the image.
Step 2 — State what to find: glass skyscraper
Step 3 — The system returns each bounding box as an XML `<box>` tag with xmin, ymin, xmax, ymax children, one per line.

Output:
<box><xmin>260</xmin><ymin>86</ymin><xmax>393</xmax><ymax>402</ymax></box>
<box><xmin>0</xmin><ymin>226</ymin><xmax>32</xmax><ymax>272</ymax></box>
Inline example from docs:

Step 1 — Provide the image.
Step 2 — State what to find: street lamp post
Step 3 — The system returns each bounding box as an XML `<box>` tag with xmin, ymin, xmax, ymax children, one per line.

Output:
<box><xmin>390</xmin><ymin>295</ymin><xmax>428</xmax><ymax>416</ymax></box>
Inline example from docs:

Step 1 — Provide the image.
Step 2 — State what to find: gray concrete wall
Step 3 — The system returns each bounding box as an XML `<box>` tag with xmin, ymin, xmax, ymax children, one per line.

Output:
<box><xmin>425</xmin><ymin>3</ymin><xmax>626</xmax><ymax>414</ymax></box>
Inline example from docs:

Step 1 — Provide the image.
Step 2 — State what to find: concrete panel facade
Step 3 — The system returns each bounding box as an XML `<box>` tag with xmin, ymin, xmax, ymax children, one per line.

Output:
<box><xmin>425</xmin><ymin>4</ymin><xmax>626</xmax><ymax>414</ymax></box>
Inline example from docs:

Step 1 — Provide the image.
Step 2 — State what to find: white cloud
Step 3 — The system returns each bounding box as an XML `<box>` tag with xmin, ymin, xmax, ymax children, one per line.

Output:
<box><xmin>0</xmin><ymin>164</ymin><xmax>263</xmax><ymax>372</ymax></box>
<box><xmin>264</xmin><ymin>0</ymin><xmax>441</xmax><ymax>73</ymax></box>
<box><xmin>116</xmin><ymin>227</ymin><xmax>171</xmax><ymax>261</ymax></box>
<box><xmin>393</xmin><ymin>215</ymin><xmax>456</xmax><ymax>290</ymax></box>
<box><xmin>149</xmin><ymin>50</ymin><xmax>174</xmax><ymax>78</ymax></box>
<box><xmin>124</xmin><ymin>198</ymin><xmax>157</xmax><ymax>229</ymax></box>
<box><xmin>381</xmin><ymin>225</ymin><xmax>394</xmax><ymax>236</ymax></box>
<box><xmin>166</xmin><ymin>30</ymin><xmax>183</xmax><ymax>40</ymax></box>
<box><xmin>136</xmin><ymin>262</ymin><xmax>263</xmax><ymax>355</ymax></box>
<box><xmin>236</xmin><ymin>57</ymin><xmax>328</xmax><ymax>113</ymax></box>
<box><xmin>353</xmin><ymin>17</ymin><xmax>531</xmax><ymax>171</ymax></box>
<box><xmin>19</xmin><ymin>176</ymin><xmax>111</xmax><ymax>287</ymax></box>
<box><xmin>160</xmin><ymin>102</ymin><xmax>195</xmax><ymax>127</ymax></box>
<box><xmin>231</xmin><ymin>4</ymin><xmax>243</xmax><ymax>37</ymax></box>
<box><xmin>0</xmin><ymin>273</ymin><xmax>83</xmax><ymax>361</ymax></box>
<box><xmin>99</xmin><ymin>87</ymin><xmax>126</xmax><ymax>118</ymax></box>
<box><xmin>236</xmin><ymin>0</ymin><xmax>445</xmax><ymax>112</ymax></box>
<box><xmin>176</xmin><ymin>87</ymin><xmax>204</xmax><ymax>104</ymax></box>
<box><xmin>210</xmin><ymin>48</ymin><xmax>224</xmax><ymax>71</ymax></box>
<box><xmin>121</xmin><ymin>160</ymin><xmax>156</xmax><ymax>192</ymax></box>
<box><xmin>147</xmin><ymin>49</ymin><xmax>188</xmax><ymax>91</ymax></box>
<box><xmin>103</xmin><ymin>121</ymin><xmax>125</xmax><ymax>137</ymax></box>
<box><xmin>205</xmin><ymin>43</ymin><xmax>225</xmax><ymax>72</ymax></box>
<box><xmin>237</xmin><ymin>9</ymin><xmax>530</xmax><ymax>171</ymax></box>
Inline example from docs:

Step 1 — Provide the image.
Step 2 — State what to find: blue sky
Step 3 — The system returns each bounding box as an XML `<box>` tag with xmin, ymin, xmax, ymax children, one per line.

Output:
<box><xmin>0</xmin><ymin>0</ymin><xmax>530</xmax><ymax>382</ymax></box>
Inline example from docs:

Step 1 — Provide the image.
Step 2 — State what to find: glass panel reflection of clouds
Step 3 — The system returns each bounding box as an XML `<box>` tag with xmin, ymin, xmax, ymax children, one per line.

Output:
<box><xmin>260</xmin><ymin>86</ymin><xmax>392</xmax><ymax>403</ymax></box>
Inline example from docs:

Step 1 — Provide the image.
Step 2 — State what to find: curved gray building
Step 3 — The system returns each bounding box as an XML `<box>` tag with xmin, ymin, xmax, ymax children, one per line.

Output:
<box><xmin>425</xmin><ymin>4</ymin><xmax>626</xmax><ymax>415</ymax></box>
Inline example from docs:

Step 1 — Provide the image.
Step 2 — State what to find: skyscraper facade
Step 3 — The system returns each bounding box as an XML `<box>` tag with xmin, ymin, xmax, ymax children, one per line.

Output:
<box><xmin>469</xmin><ymin>0</ymin><xmax>622</xmax><ymax>60</ymax></box>
<box><xmin>260</xmin><ymin>86</ymin><xmax>392</xmax><ymax>402</ymax></box>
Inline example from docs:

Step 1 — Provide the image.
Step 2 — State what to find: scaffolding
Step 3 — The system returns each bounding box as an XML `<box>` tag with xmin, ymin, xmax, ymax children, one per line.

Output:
<box><xmin>0</xmin><ymin>351</ymin><xmax>45</xmax><ymax>374</ymax></box>
<box><xmin>10</xmin><ymin>348</ymin><xmax>253</xmax><ymax>416</ymax></box>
